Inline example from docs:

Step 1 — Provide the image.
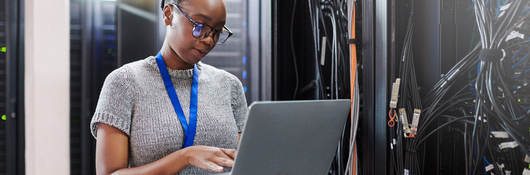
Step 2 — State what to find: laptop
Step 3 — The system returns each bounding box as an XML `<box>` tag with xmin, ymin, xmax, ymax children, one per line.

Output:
<box><xmin>215</xmin><ymin>100</ymin><xmax>351</xmax><ymax>175</ymax></box>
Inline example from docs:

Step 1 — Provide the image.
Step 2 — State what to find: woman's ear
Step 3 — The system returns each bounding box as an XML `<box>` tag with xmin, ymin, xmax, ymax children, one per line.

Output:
<box><xmin>163</xmin><ymin>5</ymin><xmax>173</xmax><ymax>26</ymax></box>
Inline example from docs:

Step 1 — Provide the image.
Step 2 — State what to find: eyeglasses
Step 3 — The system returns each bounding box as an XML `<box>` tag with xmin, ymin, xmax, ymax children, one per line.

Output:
<box><xmin>171</xmin><ymin>4</ymin><xmax>233</xmax><ymax>45</ymax></box>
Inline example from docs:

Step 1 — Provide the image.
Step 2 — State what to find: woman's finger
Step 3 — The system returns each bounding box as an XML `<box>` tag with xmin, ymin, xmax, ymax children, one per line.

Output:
<box><xmin>212</xmin><ymin>156</ymin><xmax>235</xmax><ymax>167</ymax></box>
<box><xmin>220</xmin><ymin>148</ymin><xmax>236</xmax><ymax>159</ymax></box>
<box><xmin>195</xmin><ymin>160</ymin><xmax>224</xmax><ymax>172</ymax></box>
<box><xmin>214</xmin><ymin>148</ymin><xmax>232</xmax><ymax>159</ymax></box>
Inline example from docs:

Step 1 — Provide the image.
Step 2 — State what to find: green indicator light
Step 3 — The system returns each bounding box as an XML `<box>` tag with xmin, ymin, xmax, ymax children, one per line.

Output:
<box><xmin>1</xmin><ymin>115</ymin><xmax>6</xmax><ymax>121</ymax></box>
<box><xmin>518</xmin><ymin>98</ymin><xmax>522</xmax><ymax>103</ymax></box>
<box><xmin>0</xmin><ymin>47</ymin><xmax>6</xmax><ymax>53</ymax></box>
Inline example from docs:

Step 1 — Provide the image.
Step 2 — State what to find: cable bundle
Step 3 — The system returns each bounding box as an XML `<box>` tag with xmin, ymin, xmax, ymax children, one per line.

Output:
<box><xmin>304</xmin><ymin>0</ymin><xmax>357</xmax><ymax>174</ymax></box>
<box><xmin>388</xmin><ymin>0</ymin><xmax>530</xmax><ymax>174</ymax></box>
<box><xmin>302</xmin><ymin>0</ymin><xmax>351</xmax><ymax>100</ymax></box>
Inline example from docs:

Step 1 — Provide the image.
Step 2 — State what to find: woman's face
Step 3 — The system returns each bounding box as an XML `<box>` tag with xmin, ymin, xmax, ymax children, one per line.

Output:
<box><xmin>163</xmin><ymin>0</ymin><xmax>227</xmax><ymax>64</ymax></box>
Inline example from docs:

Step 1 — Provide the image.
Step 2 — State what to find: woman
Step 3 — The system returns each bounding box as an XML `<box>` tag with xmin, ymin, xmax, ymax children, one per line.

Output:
<box><xmin>90</xmin><ymin>0</ymin><xmax>248</xmax><ymax>174</ymax></box>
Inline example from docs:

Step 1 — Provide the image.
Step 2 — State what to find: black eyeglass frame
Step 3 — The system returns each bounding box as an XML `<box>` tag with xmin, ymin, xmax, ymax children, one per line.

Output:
<box><xmin>170</xmin><ymin>4</ymin><xmax>233</xmax><ymax>44</ymax></box>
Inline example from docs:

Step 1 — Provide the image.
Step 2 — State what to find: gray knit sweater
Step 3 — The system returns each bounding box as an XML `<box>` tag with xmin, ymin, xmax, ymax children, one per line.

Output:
<box><xmin>90</xmin><ymin>56</ymin><xmax>248</xmax><ymax>174</ymax></box>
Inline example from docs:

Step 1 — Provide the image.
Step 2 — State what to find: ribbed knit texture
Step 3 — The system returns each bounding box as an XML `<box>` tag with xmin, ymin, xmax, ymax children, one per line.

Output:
<box><xmin>90</xmin><ymin>56</ymin><xmax>248</xmax><ymax>174</ymax></box>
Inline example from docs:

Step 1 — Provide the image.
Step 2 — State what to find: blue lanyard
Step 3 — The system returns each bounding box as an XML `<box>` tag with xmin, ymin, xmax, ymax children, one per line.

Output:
<box><xmin>156</xmin><ymin>52</ymin><xmax>199</xmax><ymax>148</ymax></box>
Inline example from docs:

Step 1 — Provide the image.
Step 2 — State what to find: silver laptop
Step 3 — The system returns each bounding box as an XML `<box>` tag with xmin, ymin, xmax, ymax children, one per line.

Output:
<box><xmin>215</xmin><ymin>100</ymin><xmax>351</xmax><ymax>175</ymax></box>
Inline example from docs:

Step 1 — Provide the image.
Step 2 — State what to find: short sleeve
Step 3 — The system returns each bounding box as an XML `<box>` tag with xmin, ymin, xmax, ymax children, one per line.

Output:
<box><xmin>229</xmin><ymin>76</ymin><xmax>248</xmax><ymax>133</ymax></box>
<box><xmin>90</xmin><ymin>66</ymin><xmax>137</xmax><ymax>138</ymax></box>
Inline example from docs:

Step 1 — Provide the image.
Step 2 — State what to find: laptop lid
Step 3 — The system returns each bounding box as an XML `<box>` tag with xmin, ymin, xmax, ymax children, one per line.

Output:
<box><xmin>231</xmin><ymin>100</ymin><xmax>351</xmax><ymax>175</ymax></box>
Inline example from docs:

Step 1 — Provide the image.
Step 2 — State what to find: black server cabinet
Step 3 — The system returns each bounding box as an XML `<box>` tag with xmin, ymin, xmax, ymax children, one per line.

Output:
<box><xmin>388</xmin><ymin>0</ymin><xmax>529</xmax><ymax>174</ymax></box>
<box><xmin>269</xmin><ymin>0</ymin><xmax>391</xmax><ymax>174</ymax></box>
<box><xmin>1</xmin><ymin>0</ymin><xmax>25</xmax><ymax>174</ymax></box>
<box><xmin>70</xmin><ymin>0</ymin><xmax>118</xmax><ymax>174</ymax></box>
<box><xmin>69</xmin><ymin>0</ymin><xmax>84</xmax><ymax>172</ymax></box>
<box><xmin>116</xmin><ymin>0</ymin><xmax>159</xmax><ymax>65</ymax></box>
<box><xmin>271</xmin><ymin>0</ymin><xmax>529</xmax><ymax>174</ymax></box>
<box><xmin>0</xmin><ymin>1</ymin><xmax>8</xmax><ymax>172</ymax></box>
<box><xmin>271</xmin><ymin>0</ymin><xmax>320</xmax><ymax>101</ymax></box>
<box><xmin>201</xmin><ymin>0</ymin><xmax>250</xmax><ymax>98</ymax></box>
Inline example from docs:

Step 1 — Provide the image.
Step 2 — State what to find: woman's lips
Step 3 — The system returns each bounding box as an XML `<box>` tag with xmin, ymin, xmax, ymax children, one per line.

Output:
<box><xmin>192</xmin><ymin>49</ymin><xmax>207</xmax><ymax>57</ymax></box>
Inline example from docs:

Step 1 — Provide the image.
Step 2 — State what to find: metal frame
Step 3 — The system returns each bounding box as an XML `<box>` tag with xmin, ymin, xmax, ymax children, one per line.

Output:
<box><xmin>374</xmin><ymin>0</ymin><xmax>389</xmax><ymax>174</ymax></box>
<box><xmin>248</xmin><ymin>0</ymin><xmax>260</xmax><ymax>102</ymax></box>
<box><xmin>80</xmin><ymin>0</ymin><xmax>94</xmax><ymax>173</ymax></box>
<box><xmin>248</xmin><ymin>0</ymin><xmax>272</xmax><ymax>101</ymax></box>
<box><xmin>359</xmin><ymin>0</ymin><xmax>375</xmax><ymax>173</ymax></box>
<box><xmin>271</xmin><ymin>0</ymin><xmax>278</xmax><ymax>100</ymax></box>
<box><xmin>5</xmin><ymin>0</ymin><xmax>25</xmax><ymax>174</ymax></box>
<box><xmin>359</xmin><ymin>0</ymin><xmax>389</xmax><ymax>174</ymax></box>
<box><xmin>260</xmin><ymin>0</ymin><xmax>272</xmax><ymax>101</ymax></box>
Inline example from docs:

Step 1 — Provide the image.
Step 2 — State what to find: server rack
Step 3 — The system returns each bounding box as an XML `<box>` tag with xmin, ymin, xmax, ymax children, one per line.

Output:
<box><xmin>201</xmin><ymin>0</ymin><xmax>251</xmax><ymax>101</ymax></box>
<box><xmin>387</xmin><ymin>0</ymin><xmax>529</xmax><ymax>174</ymax></box>
<box><xmin>70</xmin><ymin>0</ymin><xmax>84</xmax><ymax>172</ymax></box>
<box><xmin>268</xmin><ymin>0</ymin><xmax>390</xmax><ymax>174</ymax></box>
<box><xmin>116</xmin><ymin>0</ymin><xmax>159</xmax><ymax>65</ymax></box>
<box><xmin>70</xmin><ymin>0</ymin><xmax>118</xmax><ymax>174</ymax></box>
<box><xmin>1</xmin><ymin>0</ymin><xmax>25</xmax><ymax>174</ymax></box>
<box><xmin>0</xmin><ymin>1</ymin><xmax>8</xmax><ymax>173</ymax></box>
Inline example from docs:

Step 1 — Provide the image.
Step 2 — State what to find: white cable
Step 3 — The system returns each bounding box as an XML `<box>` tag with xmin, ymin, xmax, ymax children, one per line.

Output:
<box><xmin>331</xmin><ymin>12</ymin><xmax>339</xmax><ymax>99</ymax></box>
<box><xmin>330</xmin><ymin>12</ymin><xmax>336</xmax><ymax>99</ymax></box>
<box><xmin>345</xmin><ymin>73</ymin><xmax>360</xmax><ymax>175</ymax></box>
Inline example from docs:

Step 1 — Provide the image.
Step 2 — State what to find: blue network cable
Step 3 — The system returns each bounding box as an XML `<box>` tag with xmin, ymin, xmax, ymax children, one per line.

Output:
<box><xmin>512</xmin><ymin>53</ymin><xmax>528</xmax><ymax>69</ymax></box>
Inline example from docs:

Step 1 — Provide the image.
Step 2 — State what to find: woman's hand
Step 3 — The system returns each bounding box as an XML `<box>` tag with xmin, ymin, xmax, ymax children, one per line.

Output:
<box><xmin>183</xmin><ymin>145</ymin><xmax>236</xmax><ymax>172</ymax></box>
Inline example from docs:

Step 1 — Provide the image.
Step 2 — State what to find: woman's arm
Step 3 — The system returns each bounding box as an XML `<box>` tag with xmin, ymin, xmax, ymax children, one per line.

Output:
<box><xmin>95</xmin><ymin>123</ymin><xmax>188</xmax><ymax>175</ymax></box>
<box><xmin>95</xmin><ymin>123</ymin><xmax>235</xmax><ymax>175</ymax></box>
